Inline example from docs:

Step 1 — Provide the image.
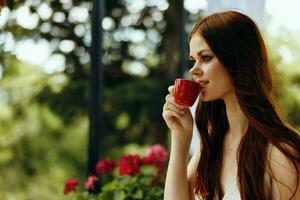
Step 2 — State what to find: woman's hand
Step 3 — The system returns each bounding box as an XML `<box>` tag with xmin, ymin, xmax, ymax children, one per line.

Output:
<box><xmin>162</xmin><ymin>85</ymin><xmax>194</xmax><ymax>144</ymax></box>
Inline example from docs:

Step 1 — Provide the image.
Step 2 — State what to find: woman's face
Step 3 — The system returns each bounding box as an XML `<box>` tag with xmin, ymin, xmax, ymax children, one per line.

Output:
<box><xmin>189</xmin><ymin>34</ymin><xmax>234</xmax><ymax>102</ymax></box>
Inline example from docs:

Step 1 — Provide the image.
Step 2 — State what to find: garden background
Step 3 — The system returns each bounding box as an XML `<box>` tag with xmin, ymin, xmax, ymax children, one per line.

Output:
<box><xmin>1</xmin><ymin>0</ymin><xmax>300</xmax><ymax>199</ymax></box>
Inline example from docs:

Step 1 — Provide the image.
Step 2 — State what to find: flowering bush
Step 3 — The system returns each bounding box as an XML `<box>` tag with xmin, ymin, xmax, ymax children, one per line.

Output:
<box><xmin>64</xmin><ymin>144</ymin><xmax>168</xmax><ymax>200</ymax></box>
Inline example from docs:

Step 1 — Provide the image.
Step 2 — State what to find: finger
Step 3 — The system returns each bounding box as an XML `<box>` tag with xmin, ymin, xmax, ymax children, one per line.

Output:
<box><xmin>164</xmin><ymin>102</ymin><xmax>185</xmax><ymax>115</ymax></box>
<box><xmin>162</xmin><ymin>109</ymin><xmax>183</xmax><ymax>121</ymax></box>
<box><xmin>165</xmin><ymin>94</ymin><xmax>187</xmax><ymax>110</ymax></box>
<box><xmin>168</xmin><ymin>85</ymin><xmax>174</xmax><ymax>94</ymax></box>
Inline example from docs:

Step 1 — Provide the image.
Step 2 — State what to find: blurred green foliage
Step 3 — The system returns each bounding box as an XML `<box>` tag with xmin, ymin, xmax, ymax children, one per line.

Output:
<box><xmin>266</xmin><ymin>27</ymin><xmax>300</xmax><ymax>129</ymax></box>
<box><xmin>0</xmin><ymin>0</ymin><xmax>300</xmax><ymax>199</ymax></box>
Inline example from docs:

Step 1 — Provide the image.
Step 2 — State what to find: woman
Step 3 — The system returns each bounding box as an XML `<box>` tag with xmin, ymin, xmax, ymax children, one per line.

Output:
<box><xmin>162</xmin><ymin>10</ymin><xmax>300</xmax><ymax>200</ymax></box>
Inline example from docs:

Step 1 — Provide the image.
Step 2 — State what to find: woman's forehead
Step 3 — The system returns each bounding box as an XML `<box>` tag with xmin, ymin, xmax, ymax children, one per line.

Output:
<box><xmin>189</xmin><ymin>35</ymin><xmax>211</xmax><ymax>56</ymax></box>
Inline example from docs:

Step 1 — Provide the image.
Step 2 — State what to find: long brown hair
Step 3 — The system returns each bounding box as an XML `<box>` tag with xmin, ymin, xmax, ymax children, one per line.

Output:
<box><xmin>191</xmin><ymin>11</ymin><xmax>300</xmax><ymax>200</ymax></box>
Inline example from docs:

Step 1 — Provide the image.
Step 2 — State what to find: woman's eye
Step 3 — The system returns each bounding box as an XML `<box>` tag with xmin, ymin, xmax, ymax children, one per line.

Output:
<box><xmin>201</xmin><ymin>55</ymin><xmax>212</xmax><ymax>62</ymax></box>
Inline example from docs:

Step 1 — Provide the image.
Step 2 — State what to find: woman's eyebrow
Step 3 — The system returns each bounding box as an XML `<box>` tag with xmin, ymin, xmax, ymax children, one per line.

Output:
<box><xmin>189</xmin><ymin>49</ymin><xmax>211</xmax><ymax>59</ymax></box>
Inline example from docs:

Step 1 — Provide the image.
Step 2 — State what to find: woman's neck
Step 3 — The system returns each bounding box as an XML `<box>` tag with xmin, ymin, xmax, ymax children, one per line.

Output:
<box><xmin>223</xmin><ymin>93</ymin><xmax>249</xmax><ymax>138</ymax></box>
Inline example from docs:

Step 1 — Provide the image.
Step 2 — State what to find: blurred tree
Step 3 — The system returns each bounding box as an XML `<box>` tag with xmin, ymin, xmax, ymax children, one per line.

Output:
<box><xmin>1</xmin><ymin>0</ymin><xmax>206</xmax><ymax>146</ymax></box>
<box><xmin>0</xmin><ymin>0</ymin><xmax>204</xmax><ymax>198</ymax></box>
<box><xmin>265</xmin><ymin>27</ymin><xmax>300</xmax><ymax>129</ymax></box>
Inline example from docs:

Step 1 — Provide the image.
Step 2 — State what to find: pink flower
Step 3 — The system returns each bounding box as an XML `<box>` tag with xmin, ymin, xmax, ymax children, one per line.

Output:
<box><xmin>96</xmin><ymin>159</ymin><xmax>118</xmax><ymax>175</ymax></box>
<box><xmin>63</xmin><ymin>178</ymin><xmax>79</xmax><ymax>195</ymax></box>
<box><xmin>145</xmin><ymin>144</ymin><xmax>168</xmax><ymax>164</ymax></box>
<box><xmin>85</xmin><ymin>175</ymin><xmax>98</xmax><ymax>190</ymax></box>
<box><xmin>119</xmin><ymin>154</ymin><xmax>141</xmax><ymax>176</ymax></box>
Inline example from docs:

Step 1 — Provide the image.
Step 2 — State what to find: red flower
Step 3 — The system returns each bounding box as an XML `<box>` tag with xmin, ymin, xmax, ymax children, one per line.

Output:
<box><xmin>85</xmin><ymin>175</ymin><xmax>98</xmax><ymax>190</ymax></box>
<box><xmin>119</xmin><ymin>154</ymin><xmax>141</xmax><ymax>176</ymax></box>
<box><xmin>96</xmin><ymin>159</ymin><xmax>118</xmax><ymax>175</ymax></box>
<box><xmin>142</xmin><ymin>154</ymin><xmax>155</xmax><ymax>165</ymax></box>
<box><xmin>144</xmin><ymin>144</ymin><xmax>168</xmax><ymax>164</ymax></box>
<box><xmin>63</xmin><ymin>178</ymin><xmax>79</xmax><ymax>195</ymax></box>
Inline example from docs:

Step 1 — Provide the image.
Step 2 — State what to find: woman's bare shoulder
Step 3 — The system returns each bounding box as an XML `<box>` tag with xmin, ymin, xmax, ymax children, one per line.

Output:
<box><xmin>268</xmin><ymin>144</ymin><xmax>300</xmax><ymax>199</ymax></box>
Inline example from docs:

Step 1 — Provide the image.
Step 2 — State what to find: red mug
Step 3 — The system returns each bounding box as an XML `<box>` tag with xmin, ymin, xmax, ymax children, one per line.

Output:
<box><xmin>173</xmin><ymin>79</ymin><xmax>202</xmax><ymax>107</ymax></box>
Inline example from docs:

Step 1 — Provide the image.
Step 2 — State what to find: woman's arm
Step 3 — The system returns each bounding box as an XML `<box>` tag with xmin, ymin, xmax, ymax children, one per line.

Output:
<box><xmin>164</xmin><ymin>133</ymin><xmax>201</xmax><ymax>200</ymax></box>
<box><xmin>269</xmin><ymin>146</ymin><xmax>300</xmax><ymax>199</ymax></box>
<box><xmin>162</xmin><ymin>85</ymin><xmax>195</xmax><ymax>200</ymax></box>
<box><xmin>164</xmin><ymin>134</ymin><xmax>192</xmax><ymax>200</ymax></box>
<box><xmin>187</xmin><ymin>137</ymin><xmax>201</xmax><ymax>200</ymax></box>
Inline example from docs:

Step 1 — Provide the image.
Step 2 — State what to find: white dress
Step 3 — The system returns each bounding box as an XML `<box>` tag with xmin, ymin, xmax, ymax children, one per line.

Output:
<box><xmin>195</xmin><ymin>144</ymin><xmax>273</xmax><ymax>200</ymax></box>
<box><xmin>221</xmin><ymin>182</ymin><xmax>241</xmax><ymax>200</ymax></box>
<box><xmin>195</xmin><ymin>182</ymin><xmax>241</xmax><ymax>200</ymax></box>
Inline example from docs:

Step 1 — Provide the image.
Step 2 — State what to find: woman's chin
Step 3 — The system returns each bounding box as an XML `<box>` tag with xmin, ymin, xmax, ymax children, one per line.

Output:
<box><xmin>200</xmin><ymin>93</ymin><xmax>216</xmax><ymax>102</ymax></box>
<box><xmin>201</xmin><ymin>98</ymin><xmax>210</xmax><ymax>102</ymax></box>
<box><xmin>199</xmin><ymin>93</ymin><xmax>209</xmax><ymax>102</ymax></box>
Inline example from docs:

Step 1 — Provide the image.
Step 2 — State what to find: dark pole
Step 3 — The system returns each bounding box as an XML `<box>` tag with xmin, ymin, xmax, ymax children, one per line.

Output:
<box><xmin>7</xmin><ymin>0</ymin><xmax>14</xmax><ymax>9</ymax></box>
<box><xmin>179</xmin><ymin>0</ymin><xmax>188</xmax><ymax>77</ymax></box>
<box><xmin>88</xmin><ymin>0</ymin><xmax>105</xmax><ymax>176</ymax></box>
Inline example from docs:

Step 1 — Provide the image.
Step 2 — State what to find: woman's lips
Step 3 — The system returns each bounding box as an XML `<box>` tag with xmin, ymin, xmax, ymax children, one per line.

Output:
<box><xmin>198</xmin><ymin>80</ymin><xmax>209</xmax><ymax>87</ymax></box>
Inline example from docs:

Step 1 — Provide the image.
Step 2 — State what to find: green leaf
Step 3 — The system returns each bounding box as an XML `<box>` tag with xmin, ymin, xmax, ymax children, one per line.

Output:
<box><xmin>139</xmin><ymin>176</ymin><xmax>152</xmax><ymax>186</ymax></box>
<box><xmin>75</xmin><ymin>191</ymin><xmax>94</xmax><ymax>200</ymax></box>
<box><xmin>98</xmin><ymin>190</ymin><xmax>126</xmax><ymax>200</ymax></box>
<box><xmin>113</xmin><ymin>190</ymin><xmax>126</xmax><ymax>200</ymax></box>
<box><xmin>102</xmin><ymin>179</ymin><xmax>118</xmax><ymax>191</ymax></box>
<box><xmin>97</xmin><ymin>191</ymin><xmax>114</xmax><ymax>200</ymax></box>
<box><xmin>140</xmin><ymin>165</ymin><xmax>157</xmax><ymax>175</ymax></box>
<box><xmin>131</xmin><ymin>189</ymin><xmax>143</xmax><ymax>199</ymax></box>
<box><xmin>119</xmin><ymin>175</ymin><xmax>137</xmax><ymax>188</ymax></box>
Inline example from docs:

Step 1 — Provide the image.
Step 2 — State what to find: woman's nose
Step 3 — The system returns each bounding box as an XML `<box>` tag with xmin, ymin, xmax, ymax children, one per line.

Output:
<box><xmin>189</xmin><ymin>64</ymin><xmax>203</xmax><ymax>76</ymax></box>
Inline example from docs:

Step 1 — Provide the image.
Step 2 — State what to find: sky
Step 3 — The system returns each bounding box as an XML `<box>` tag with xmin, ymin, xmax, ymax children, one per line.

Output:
<box><xmin>265</xmin><ymin>0</ymin><xmax>300</xmax><ymax>31</ymax></box>
<box><xmin>185</xmin><ymin>0</ymin><xmax>300</xmax><ymax>31</ymax></box>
